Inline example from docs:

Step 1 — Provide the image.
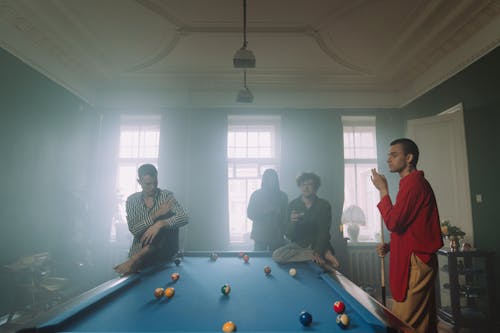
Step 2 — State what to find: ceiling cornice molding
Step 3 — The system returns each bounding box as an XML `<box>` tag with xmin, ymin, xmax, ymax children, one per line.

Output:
<box><xmin>133</xmin><ymin>0</ymin><xmax>368</xmax><ymax>74</ymax></box>
<box><xmin>405</xmin><ymin>0</ymin><xmax>495</xmax><ymax>82</ymax></box>
<box><xmin>0</xmin><ymin>0</ymin><xmax>95</xmax><ymax>103</ymax></box>
<box><xmin>399</xmin><ymin>9</ymin><xmax>500</xmax><ymax>107</ymax></box>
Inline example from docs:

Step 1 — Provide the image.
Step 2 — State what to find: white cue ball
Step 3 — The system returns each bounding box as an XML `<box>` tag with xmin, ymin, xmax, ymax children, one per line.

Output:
<box><xmin>289</xmin><ymin>268</ymin><xmax>297</xmax><ymax>277</ymax></box>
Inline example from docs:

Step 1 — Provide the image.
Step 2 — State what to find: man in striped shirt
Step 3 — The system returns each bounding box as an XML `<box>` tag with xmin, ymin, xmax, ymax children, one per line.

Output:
<box><xmin>114</xmin><ymin>164</ymin><xmax>188</xmax><ymax>275</ymax></box>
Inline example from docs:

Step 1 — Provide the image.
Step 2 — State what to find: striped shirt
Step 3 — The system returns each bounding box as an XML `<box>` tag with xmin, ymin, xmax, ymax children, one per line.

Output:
<box><xmin>126</xmin><ymin>189</ymin><xmax>188</xmax><ymax>257</ymax></box>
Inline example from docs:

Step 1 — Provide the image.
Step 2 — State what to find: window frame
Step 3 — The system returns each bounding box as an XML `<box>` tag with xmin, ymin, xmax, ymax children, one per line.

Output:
<box><xmin>341</xmin><ymin>116</ymin><xmax>380</xmax><ymax>244</ymax></box>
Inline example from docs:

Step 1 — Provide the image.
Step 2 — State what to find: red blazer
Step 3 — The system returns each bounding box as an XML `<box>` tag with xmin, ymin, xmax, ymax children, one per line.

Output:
<box><xmin>377</xmin><ymin>170</ymin><xmax>443</xmax><ymax>301</ymax></box>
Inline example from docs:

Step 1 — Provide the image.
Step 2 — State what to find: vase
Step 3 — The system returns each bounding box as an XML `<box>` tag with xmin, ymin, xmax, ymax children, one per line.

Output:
<box><xmin>449</xmin><ymin>236</ymin><xmax>460</xmax><ymax>252</ymax></box>
<box><xmin>347</xmin><ymin>224</ymin><xmax>360</xmax><ymax>243</ymax></box>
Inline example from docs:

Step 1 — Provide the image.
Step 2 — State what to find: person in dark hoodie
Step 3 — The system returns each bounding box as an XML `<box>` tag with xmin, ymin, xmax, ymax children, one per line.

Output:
<box><xmin>247</xmin><ymin>169</ymin><xmax>289</xmax><ymax>251</ymax></box>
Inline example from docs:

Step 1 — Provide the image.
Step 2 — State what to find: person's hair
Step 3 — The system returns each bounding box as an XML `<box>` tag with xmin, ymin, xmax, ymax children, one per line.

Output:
<box><xmin>390</xmin><ymin>138</ymin><xmax>419</xmax><ymax>167</ymax></box>
<box><xmin>296</xmin><ymin>172</ymin><xmax>321</xmax><ymax>189</ymax></box>
<box><xmin>138</xmin><ymin>164</ymin><xmax>158</xmax><ymax>179</ymax></box>
<box><xmin>261</xmin><ymin>169</ymin><xmax>280</xmax><ymax>192</ymax></box>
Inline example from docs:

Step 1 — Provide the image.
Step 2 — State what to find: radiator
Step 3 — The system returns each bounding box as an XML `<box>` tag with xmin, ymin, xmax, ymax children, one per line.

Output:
<box><xmin>347</xmin><ymin>245</ymin><xmax>383</xmax><ymax>298</ymax></box>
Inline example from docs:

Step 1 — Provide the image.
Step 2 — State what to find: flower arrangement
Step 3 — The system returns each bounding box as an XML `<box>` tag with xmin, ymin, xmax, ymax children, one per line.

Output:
<box><xmin>440</xmin><ymin>220</ymin><xmax>466</xmax><ymax>238</ymax></box>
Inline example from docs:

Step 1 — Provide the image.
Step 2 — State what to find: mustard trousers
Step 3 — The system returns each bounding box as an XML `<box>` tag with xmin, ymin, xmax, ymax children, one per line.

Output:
<box><xmin>392</xmin><ymin>253</ymin><xmax>438</xmax><ymax>333</ymax></box>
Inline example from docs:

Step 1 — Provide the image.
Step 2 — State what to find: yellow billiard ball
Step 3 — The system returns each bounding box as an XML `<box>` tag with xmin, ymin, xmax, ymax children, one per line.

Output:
<box><xmin>222</xmin><ymin>321</ymin><xmax>236</xmax><ymax>332</ymax></box>
<box><xmin>164</xmin><ymin>287</ymin><xmax>175</xmax><ymax>298</ymax></box>
<box><xmin>289</xmin><ymin>268</ymin><xmax>297</xmax><ymax>277</ymax></box>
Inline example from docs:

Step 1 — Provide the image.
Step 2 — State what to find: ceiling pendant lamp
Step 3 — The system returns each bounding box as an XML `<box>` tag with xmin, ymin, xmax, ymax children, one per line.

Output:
<box><xmin>233</xmin><ymin>0</ymin><xmax>255</xmax><ymax>68</ymax></box>
<box><xmin>236</xmin><ymin>70</ymin><xmax>254</xmax><ymax>103</ymax></box>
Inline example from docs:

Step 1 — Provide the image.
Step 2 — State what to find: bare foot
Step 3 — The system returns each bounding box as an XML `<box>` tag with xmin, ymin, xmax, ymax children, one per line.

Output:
<box><xmin>324</xmin><ymin>251</ymin><xmax>340</xmax><ymax>269</ymax></box>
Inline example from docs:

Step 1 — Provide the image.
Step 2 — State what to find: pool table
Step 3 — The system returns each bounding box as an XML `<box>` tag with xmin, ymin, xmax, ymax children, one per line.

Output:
<box><xmin>18</xmin><ymin>252</ymin><xmax>414</xmax><ymax>332</ymax></box>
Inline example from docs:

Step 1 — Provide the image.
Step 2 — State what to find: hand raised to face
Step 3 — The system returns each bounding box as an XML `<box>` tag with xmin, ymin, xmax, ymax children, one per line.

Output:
<box><xmin>371</xmin><ymin>169</ymin><xmax>388</xmax><ymax>191</ymax></box>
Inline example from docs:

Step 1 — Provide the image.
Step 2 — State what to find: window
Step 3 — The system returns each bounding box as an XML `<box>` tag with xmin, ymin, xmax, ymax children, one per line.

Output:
<box><xmin>111</xmin><ymin>115</ymin><xmax>161</xmax><ymax>242</ymax></box>
<box><xmin>342</xmin><ymin>116</ymin><xmax>380</xmax><ymax>243</ymax></box>
<box><xmin>227</xmin><ymin>116</ymin><xmax>281</xmax><ymax>246</ymax></box>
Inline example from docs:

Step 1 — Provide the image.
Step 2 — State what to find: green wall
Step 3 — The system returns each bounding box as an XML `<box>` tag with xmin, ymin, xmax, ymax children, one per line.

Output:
<box><xmin>402</xmin><ymin>46</ymin><xmax>500</xmax><ymax>311</ymax></box>
<box><xmin>0</xmin><ymin>47</ymin><xmax>101</xmax><ymax>313</ymax></box>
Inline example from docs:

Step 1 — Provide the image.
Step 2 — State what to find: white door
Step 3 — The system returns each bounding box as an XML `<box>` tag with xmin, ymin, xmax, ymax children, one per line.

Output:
<box><xmin>407</xmin><ymin>103</ymin><xmax>473</xmax><ymax>244</ymax></box>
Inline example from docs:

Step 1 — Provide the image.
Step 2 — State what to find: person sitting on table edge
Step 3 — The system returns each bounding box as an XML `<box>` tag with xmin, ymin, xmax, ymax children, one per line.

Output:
<box><xmin>272</xmin><ymin>172</ymin><xmax>340</xmax><ymax>270</ymax></box>
<box><xmin>114</xmin><ymin>164</ymin><xmax>188</xmax><ymax>275</ymax></box>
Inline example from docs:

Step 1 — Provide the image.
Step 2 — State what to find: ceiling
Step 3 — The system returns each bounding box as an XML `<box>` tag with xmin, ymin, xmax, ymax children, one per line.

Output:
<box><xmin>1</xmin><ymin>0</ymin><xmax>500</xmax><ymax>109</ymax></box>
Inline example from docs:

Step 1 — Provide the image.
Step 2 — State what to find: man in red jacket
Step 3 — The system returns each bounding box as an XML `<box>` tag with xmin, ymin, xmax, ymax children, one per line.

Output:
<box><xmin>371</xmin><ymin>138</ymin><xmax>443</xmax><ymax>333</ymax></box>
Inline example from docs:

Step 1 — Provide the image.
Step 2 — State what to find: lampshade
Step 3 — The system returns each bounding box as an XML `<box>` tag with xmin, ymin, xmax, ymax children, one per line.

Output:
<box><xmin>236</xmin><ymin>87</ymin><xmax>254</xmax><ymax>103</ymax></box>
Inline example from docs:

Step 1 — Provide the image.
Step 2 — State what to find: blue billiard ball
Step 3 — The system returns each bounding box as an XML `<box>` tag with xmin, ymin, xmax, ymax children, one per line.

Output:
<box><xmin>299</xmin><ymin>311</ymin><xmax>312</xmax><ymax>326</ymax></box>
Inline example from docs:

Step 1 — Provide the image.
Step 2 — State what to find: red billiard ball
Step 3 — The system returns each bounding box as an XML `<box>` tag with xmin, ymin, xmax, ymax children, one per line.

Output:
<box><xmin>243</xmin><ymin>254</ymin><xmax>249</xmax><ymax>263</ymax></box>
<box><xmin>333</xmin><ymin>300</ymin><xmax>345</xmax><ymax>314</ymax></box>
<box><xmin>154</xmin><ymin>287</ymin><xmax>164</xmax><ymax>299</ymax></box>
<box><xmin>222</xmin><ymin>321</ymin><xmax>236</xmax><ymax>332</ymax></box>
<box><xmin>164</xmin><ymin>287</ymin><xmax>175</xmax><ymax>298</ymax></box>
<box><xmin>264</xmin><ymin>266</ymin><xmax>271</xmax><ymax>275</ymax></box>
<box><xmin>171</xmin><ymin>272</ymin><xmax>180</xmax><ymax>281</ymax></box>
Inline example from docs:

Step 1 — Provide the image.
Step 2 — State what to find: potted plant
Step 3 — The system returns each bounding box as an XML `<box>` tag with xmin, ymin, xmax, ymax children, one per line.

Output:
<box><xmin>440</xmin><ymin>220</ymin><xmax>466</xmax><ymax>251</ymax></box>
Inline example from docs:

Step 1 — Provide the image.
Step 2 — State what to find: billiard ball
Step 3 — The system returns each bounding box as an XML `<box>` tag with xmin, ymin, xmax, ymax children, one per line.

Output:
<box><xmin>174</xmin><ymin>258</ymin><xmax>181</xmax><ymax>266</ymax></box>
<box><xmin>222</xmin><ymin>321</ymin><xmax>236</xmax><ymax>332</ymax></box>
<box><xmin>336</xmin><ymin>313</ymin><xmax>350</xmax><ymax>329</ymax></box>
<box><xmin>164</xmin><ymin>287</ymin><xmax>175</xmax><ymax>298</ymax></box>
<box><xmin>154</xmin><ymin>287</ymin><xmax>164</xmax><ymax>299</ymax></box>
<box><xmin>264</xmin><ymin>266</ymin><xmax>271</xmax><ymax>275</ymax></box>
<box><xmin>221</xmin><ymin>284</ymin><xmax>231</xmax><ymax>296</ymax></box>
<box><xmin>289</xmin><ymin>268</ymin><xmax>297</xmax><ymax>277</ymax></box>
<box><xmin>299</xmin><ymin>311</ymin><xmax>312</xmax><ymax>326</ymax></box>
<box><xmin>243</xmin><ymin>254</ymin><xmax>249</xmax><ymax>263</ymax></box>
<box><xmin>210</xmin><ymin>253</ymin><xmax>218</xmax><ymax>261</ymax></box>
<box><xmin>171</xmin><ymin>272</ymin><xmax>180</xmax><ymax>281</ymax></box>
<box><xmin>333</xmin><ymin>300</ymin><xmax>345</xmax><ymax>314</ymax></box>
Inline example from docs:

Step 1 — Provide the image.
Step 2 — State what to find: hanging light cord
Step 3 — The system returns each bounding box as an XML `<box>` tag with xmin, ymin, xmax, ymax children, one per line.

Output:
<box><xmin>243</xmin><ymin>0</ymin><xmax>248</xmax><ymax>49</ymax></box>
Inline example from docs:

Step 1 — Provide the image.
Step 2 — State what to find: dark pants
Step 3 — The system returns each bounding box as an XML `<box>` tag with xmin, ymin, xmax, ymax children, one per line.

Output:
<box><xmin>143</xmin><ymin>228</ymin><xmax>179</xmax><ymax>267</ymax></box>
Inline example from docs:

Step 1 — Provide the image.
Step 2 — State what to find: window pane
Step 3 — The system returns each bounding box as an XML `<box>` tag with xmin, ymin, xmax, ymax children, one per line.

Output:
<box><xmin>248</xmin><ymin>147</ymin><xmax>260</xmax><ymax>158</ymax></box>
<box><xmin>248</xmin><ymin>132</ymin><xmax>259</xmax><ymax>147</ymax></box>
<box><xmin>235</xmin><ymin>147</ymin><xmax>246</xmax><ymax>158</ymax></box>
<box><xmin>235</xmin><ymin>132</ymin><xmax>247</xmax><ymax>148</ymax></box>
<box><xmin>235</xmin><ymin>165</ymin><xmax>259</xmax><ymax>178</ymax></box>
<box><xmin>120</xmin><ymin>131</ymin><xmax>139</xmax><ymax>158</ymax></box>
<box><xmin>259</xmin><ymin>147</ymin><xmax>272</xmax><ymax>158</ymax></box>
<box><xmin>259</xmin><ymin>132</ymin><xmax>271</xmax><ymax>146</ymax></box>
